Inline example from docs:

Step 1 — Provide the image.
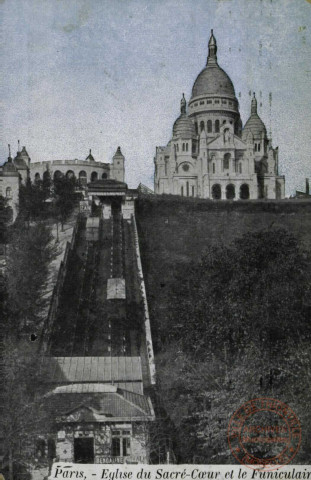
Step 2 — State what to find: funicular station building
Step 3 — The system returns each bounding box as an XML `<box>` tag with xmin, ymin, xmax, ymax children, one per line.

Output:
<box><xmin>30</xmin><ymin>153</ymin><xmax>157</xmax><ymax>467</ymax></box>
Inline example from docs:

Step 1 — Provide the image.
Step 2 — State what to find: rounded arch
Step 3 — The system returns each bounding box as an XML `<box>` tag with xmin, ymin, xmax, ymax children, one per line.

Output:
<box><xmin>102</xmin><ymin>172</ymin><xmax>108</xmax><ymax>179</ymax></box>
<box><xmin>34</xmin><ymin>172</ymin><xmax>41</xmax><ymax>182</ymax></box>
<box><xmin>43</xmin><ymin>170</ymin><xmax>51</xmax><ymax>180</ymax></box>
<box><xmin>207</xmin><ymin>120</ymin><xmax>212</xmax><ymax>133</ymax></box>
<box><xmin>200</xmin><ymin>121</ymin><xmax>205</xmax><ymax>132</ymax></box>
<box><xmin>66</xmin><ymin>170</ymin><xmax>75</xmax><ymax>179</ymax></box>
<box><xmin>212</xmin><ymin>184</ymin><xmax>221</xmax><ymax>200</ymax></box>
<box><xmin>54</xmin><ymin>170</ymin><xmax>63</xmax><ymax>180</ymax></box>
<box><xmin>91</xmin><ymin>171</ymin><xmax>98</xmax><ymax>182</ymax></box>
<box><xmin>79</xmin><ymin>170</ymin><xmax>87</xmax><ymax>185</ymax></box>
<box><xmin>226</xmin><ymin>184</ymin><xmax>235</xmax><ymax>199</ymax></box>
<box><xmin>240</xmin><ymin>184</ymin><xmax>250</xmax><ymax>200</ymax></box>
<box><xmin>215</xmin><ymin>119</ymin><xmax>220</xmax><ymax>133</ymax></box>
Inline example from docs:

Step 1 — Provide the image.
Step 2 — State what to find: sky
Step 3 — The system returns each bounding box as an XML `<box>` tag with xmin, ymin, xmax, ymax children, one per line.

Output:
<box><xmin>0</xmin><ymin>0</ymin><xmax>311</xmax><ymax>195</ymax></box>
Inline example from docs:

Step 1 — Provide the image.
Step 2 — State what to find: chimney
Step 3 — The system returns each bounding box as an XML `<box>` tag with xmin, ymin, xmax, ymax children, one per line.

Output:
<box><xmin>306</xmin><ymin>178</ymin><xmax>309</xmax><ymax>196</ymax></box>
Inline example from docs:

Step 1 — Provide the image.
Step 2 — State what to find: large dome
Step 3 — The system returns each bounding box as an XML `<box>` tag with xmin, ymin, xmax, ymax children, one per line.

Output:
<box><xmin>191</xmin><ymin>64</ymin><xmax>236</xmax><ymax>98</ymax></box>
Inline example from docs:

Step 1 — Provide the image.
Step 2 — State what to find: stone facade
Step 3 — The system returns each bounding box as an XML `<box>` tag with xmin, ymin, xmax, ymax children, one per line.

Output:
<box><xmin>154</xmin><ymin>30</ymin><xmax>285</xmax><ymax>200</ymax></box>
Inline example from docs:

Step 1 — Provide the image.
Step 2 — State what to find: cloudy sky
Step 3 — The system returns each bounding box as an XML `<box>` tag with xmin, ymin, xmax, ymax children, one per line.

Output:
<box><xmin>1</xmin><ymin>0</ymin><xmax>311</xmax><ymax>194</ymax></box>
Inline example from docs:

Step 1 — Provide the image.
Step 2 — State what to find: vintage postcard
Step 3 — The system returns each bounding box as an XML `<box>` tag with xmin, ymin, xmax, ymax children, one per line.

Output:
<box><xmin>0</xmin><ymin>0</ymin><xmax>311</xmax><ymax>478</ymax></box>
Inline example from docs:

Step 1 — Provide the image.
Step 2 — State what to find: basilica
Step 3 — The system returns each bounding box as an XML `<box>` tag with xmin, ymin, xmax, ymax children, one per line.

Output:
<box><xmin>154</xmin><ymin>30</ymin><xmax>285</xmax><ymax>200</ymax></box>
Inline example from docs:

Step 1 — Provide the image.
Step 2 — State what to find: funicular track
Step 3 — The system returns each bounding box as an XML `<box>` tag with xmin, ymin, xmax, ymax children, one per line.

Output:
<box><xmin>48</xmin><ymin>207</ymin><xmax>145</xmax><ymax>361</ymax></box>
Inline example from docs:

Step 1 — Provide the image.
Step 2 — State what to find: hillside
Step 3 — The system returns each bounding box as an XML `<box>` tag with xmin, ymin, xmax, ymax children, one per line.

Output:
<box><xmin>136</xmin><ymin>195</ymin><xmax>311</xmax><ymax>350</ymax></box>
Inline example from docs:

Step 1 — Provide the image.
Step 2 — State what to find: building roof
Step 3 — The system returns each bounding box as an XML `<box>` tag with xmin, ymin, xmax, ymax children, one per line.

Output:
<box><xmin>44</xmin><ymin>386</ymin><xmax>154</xmax><ymax>422</ymax></box>
<box><xmin>41</xmin><ymin>356</ymin><xmax>143</xmax><ymax>384</ymax></box>
<box><xmin>87</xmin><ymin>178</ymin><xmax>130</xmax><ymax>193</ymax></box>
<box><xmin>191</xmin><ymin>31</ymin><xmax>236</xmax><ymax>99</ymax></box>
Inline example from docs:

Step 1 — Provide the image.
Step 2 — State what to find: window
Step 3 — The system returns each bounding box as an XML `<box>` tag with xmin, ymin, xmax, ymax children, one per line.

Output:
<box><xmin>66</xmin><ymin>170</ymin><xmax>75</xmax><ymax>179</ymax></box>
<box><xmin>239</xmin><ymin>163</ymin><xmax>242</xmax><ymax>174</ymax></box>
<box><xmin>195</xmin><ymin>123</ymin><xmax>198</xmax><ymax>134</ymax></box>
<box><xmin>223</xmin><ymin>153</ymin><xmax>230</xmax><ymax>170</ymax></box>
<box><xmin>181</xmin><ymin>186</ymin><xmax>184</xmax><ymax>196</ymax></box>
<box><xmin>240</xmin><ymin>184</ymin><xmax>250</xmax><ymax>200</ymax></box>
<box><xmin>54</xmin><ymin>170</ymin><xmax>63</xmax><ymax>180</ymax></box>
<box><xmin>91</xmin><ymin>171</ymin><xmax>98</xmax><ymax>182</ymax></box>
<box><xmin>182</xmin><ymin>143</ymin><xmax>185</xmax><ymax>152</ymax></box>
<box><xmin>255</xmin><ymin>144</ymin><xmax>257</xmax><ymax>152</ymax></box>
<box><xmin>102</xmin><ymin>173</ymin><xmax>107</xmax><ymax>179</ymax></box>
<box><xmin>79</xmin><ymin>170</ymin><xmax>87</xmax><ymax>185</ymax></box>
<box><xmin>212</xmin><ymin>184</ymin><xmax>221</xmax><ymax>200</ymax></box>
<box><xmin>223</xmin><ymin>120</ymin><xmax>226</xmax><ymax>124</ymax></box>
<box><xmin>200</xmin><ymin>101</ymin><xmax>204</xmax><ymax>105</ymax></box>
<box><xmin>215</xmin><ymin>100</ymin><xmax>220</xmax><ymax>104</ymax></box>
<box><xmin>212</xmin><ymin>163</ymin><xmax>215</xmax><ymax>174</ymax></box>
<box><xmin>186</xmin><ymin>181</ymin><xmax>189</xmax><ymax>197</ymax></box>
<box><xmin>200</xmin><ymin>121</ymin><xmax>205</xmax><ymax>132</ymax></box>
<box><xmin>194</xmin><ymin>103</ymin><xmax>198</xmax><ymax>106</ymax></box>
<box><xmin>165</xmin><ymin>161</ymin><xmax>167</xmax><ymax>176</ymax></box>
<box><xmin>192</xmin><ymin>185</ymin><xmax>195</xmax><ymax>196</ymax></box>
<box><xmin>226</xmin><ymin>184</ymin><xmax>235</xmax><ymax>199</ymax></box>
<box><xmin>182</xmin><ymin>163</ymin><xmax>189</xmax><ymax>172</ymax></box>
<box><xmin>258</xmin><ymin>143</ymin><xmax>261</xmax><ymax>152</ymax></box>
<box><xmin>186</xmin><ymin>143</ymin><xmax>188</xmax><ymax>152</ymax></box>
<box><xmin>207</xmin><ymin>120</ymin><xmax>212</xmax><ymax>133</ymax></box>
<box><xmin>222</xmin><ymin>100</ymin><xmax>227</xmax><ymax>104</ymax></box>
<box><xmin>35</xmin><ymin>172</ymin><xmax>40</xmax><ymax>182</ymax></box>
<box><xmin>215</xmin><ymin>120</ymin><xmax>220</xmax><ymax>133</ymax></box>
<box><xmin>207</xmin><ymin>100</ymin><xmax>212</xmax><ymax>104</ymax></box>
<box><xmin>6</xmin><ymin>187</ymin><xmax>12</xmax><ymax>198</ymax></box>
<box><xmin>111</xmin><ymin>430</ymin><xmax>131</xmax><ymax>457</ymax></box>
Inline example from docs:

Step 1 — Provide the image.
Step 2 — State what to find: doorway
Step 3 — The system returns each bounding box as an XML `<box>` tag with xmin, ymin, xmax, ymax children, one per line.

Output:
<box><xmin>74</xmin><ymin>437</ymin><xmax>94</xmax><ymax>463</ymax></box>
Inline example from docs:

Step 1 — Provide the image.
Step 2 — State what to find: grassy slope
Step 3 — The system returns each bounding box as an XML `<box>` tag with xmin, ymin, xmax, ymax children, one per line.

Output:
<box><xmin>136</xmin><ymin>195</ymin><xmax>311</xmax><ymax>350</ymax></box>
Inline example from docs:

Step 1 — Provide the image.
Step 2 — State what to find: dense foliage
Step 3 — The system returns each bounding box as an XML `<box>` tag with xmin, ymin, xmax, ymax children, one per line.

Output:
<box><xmin>154</xmin><ymin>228</ymin><xmax>311</xmax><ymax>463</ymax></box>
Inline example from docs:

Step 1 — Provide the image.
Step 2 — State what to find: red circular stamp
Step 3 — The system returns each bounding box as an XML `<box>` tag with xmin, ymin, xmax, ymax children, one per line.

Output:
<box><xmin>227</xmin><ymin>398</ymin><xmax>301</xmax><ymax>470</ymax></box>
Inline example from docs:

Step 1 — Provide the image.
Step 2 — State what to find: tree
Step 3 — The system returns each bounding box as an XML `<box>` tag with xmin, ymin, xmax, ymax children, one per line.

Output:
<box><xmin>0</xmin><ymin>340</ymin><xmax>53</xmax><ymax>480</ymax></box>
<box><xmin>5</xmin><ymin>222</ymin><xmax>58</xmax><ymax>335</ymax></box>
<box><xmin>53</xmin><ymin>175</ymin><xmax>79</xmax><ymax>230</ymax></box>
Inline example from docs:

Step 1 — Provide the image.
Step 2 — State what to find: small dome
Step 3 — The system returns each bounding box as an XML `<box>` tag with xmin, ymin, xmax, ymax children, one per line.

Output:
<box><xmin>192</xmin><ymin>65</ymin><xmax>235</xmax><ymax>98</ymax></box>
<box><xmin>243</xmin><ymin>94</ymin><xmax>267</xmax><ymax>139</ymax></box>
<box><xmin>13</xmin><ymin>152</ymin><xmax>28</xmax><ymax>170</ymax></box>
<box><xmin>3</xmin><ymin>158</ymin><xmax>19</xmax><ymax>175</ymax></box>
<box><xmin>173</xmin><ymin>95</ymin><xmax>196</xmax><ymax>139</ymax></box>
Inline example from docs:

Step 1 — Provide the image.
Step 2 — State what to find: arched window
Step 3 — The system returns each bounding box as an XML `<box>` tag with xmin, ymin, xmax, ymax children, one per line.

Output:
<box><xmin>43</xmin><ymin>170</ymin><xmax>51</xmax><ymax>181</ymax></box>
<box><xmin>164</xmin><ymin>161</ymin><xmax>167</xmax><ymax>176</ymax></box>
<box><xmin>54</xmin><ymin>170</ymin><xmax>63</xmax><ymax>181</ymax></box>
<box><xmin>215</xmin><ymin>120</ymin><xmax>220</xmax><ymax>133</ymax></box>
<box><xmin>192</xmin><ymin>185</ymin><xmax>195</xmax><ymax>197</ymax></box>
<box><xmin>258</xmin><ymin>143</ymin><xmax>261</xmax><ymax>152</ymax></box>
<box><xmin>239</xmin><ymin>163</ymin><xmax>242</xmax><ymax>174</ymax></box>
<box><xmin>212</xmin><ymin>184</ymin><xmax>221</xmax><ymax>200</ymax></box>
<box><xmin>186</xmin><ymin>181</ymin><xmax>189</xmax><ymax>197</ymax></box>
<box><xmin>6</xmin><ymin>187</ymin><xmax>12</xmax><ymax>198</ymax></box>
<box><xmin>182</xmin><ymin>143</ymin><xmax>185</xmax><ymax>152</ymax></box>
<box><xmin>255</xmin><ymin>144</ymin><xmax>257</xmax><ymax>152</ymax></box>
<box><xmin>212</xmin><ymin>163</ymin><xmax>215</xmax><ymax>174</ymax></box>
<box><xmin>240</xmin><ymin>184</ymin><xmax>250</xmax><ymax>200</ymax></box>
<box><xmin>200</xmin><ymin>121</ymin><xmax>205</xmax><ymax>132</ymax></box>
<box><xmin>66</xmin><ymin>170</ymin><xmax>75</xmax><ymax>179</ymax></box>
<box><xmin>223</xmin><ymin>120</ymin><xmax>226</xmax><ymax>124</ymax></box>
<box><xmin>223</xmin><ymin>153</ymin><xmax>230</xmax><ymax>170</ymax></box>
<box><xmin>186</xmin><ymin>143</ymin><xmax>188</xmax><ymax>152</ymax></box>
<box><xmin>91</xmin><ymin>171</ymin><xmax>98</xmax><ymax>182</ymax></box>
<box><xmin>34</xmin><ymin>172</ymin><xmax>40</xmax><ymax>182</ymax></box>
<box><xmin>102</xmin><ymin>173</ymin><xmax>107</xmax><ymax>179</ymax></box>
<box><xmin>226</xmin><ymin>184</ymin><xmax>235</xmax><ymax>199</ymax></box>
<box><xmin>79</xmin><ymin>170</ymin><xmax>87</xmax><ymax>185</ymax></box>
<box><xmin>207</xmin><ymin>120</ymin><xmax>212</xmax><ymax>133</ymax></box>
<box><xmin>181</xmin><ymin>186</ymin><xmax>184</xmax><ymax>196</ymax></box>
